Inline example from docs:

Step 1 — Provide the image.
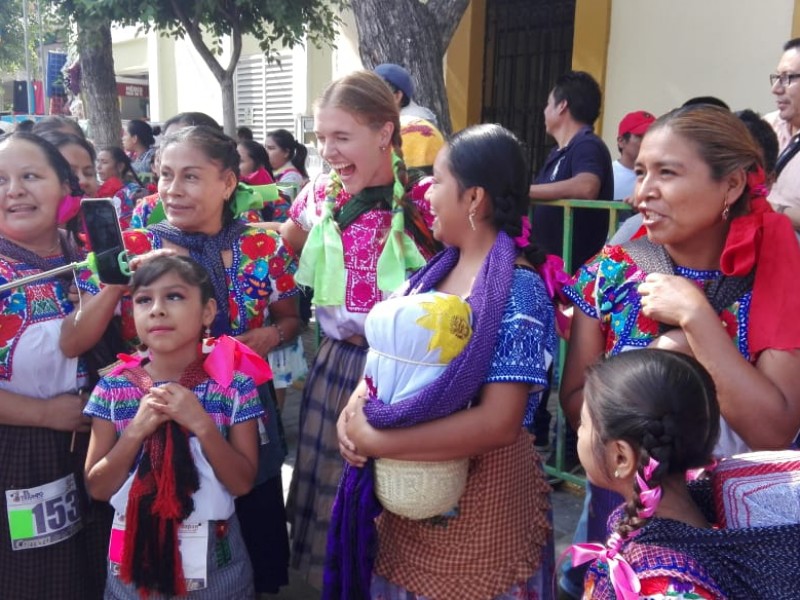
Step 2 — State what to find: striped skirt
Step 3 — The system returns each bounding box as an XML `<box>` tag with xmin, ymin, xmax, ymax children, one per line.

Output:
<box><xmin>103</xmin><ymin>514</ymin><xmax>254</xmax><ymax>599</ymax></box>
<box><xmin>286</xmin><ymin>336</ymin><xmax>368</xmax><ymax>589</ymax></box>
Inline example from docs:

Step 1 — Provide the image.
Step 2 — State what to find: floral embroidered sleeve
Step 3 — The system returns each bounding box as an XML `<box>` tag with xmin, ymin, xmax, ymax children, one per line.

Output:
<box><xmin>236</xmin><ymin>229</ymin><xmax>299</xmax><ymax>308</ymax></box>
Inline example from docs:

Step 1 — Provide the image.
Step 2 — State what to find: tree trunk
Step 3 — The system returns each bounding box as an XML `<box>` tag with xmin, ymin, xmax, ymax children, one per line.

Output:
<box><xmin>77</xmin><ymin>18</ymin><xmax>121</xmax><ymax>147</ymax></box>
<box><xmin>351</xmin><ymin>0</ymin><xmax>470</xmax><ymax>135</ymax></box>
<box><xmin>220</xmin><ymin>74</ymin><xmax>236</xmax><ymax>137</ymax></box>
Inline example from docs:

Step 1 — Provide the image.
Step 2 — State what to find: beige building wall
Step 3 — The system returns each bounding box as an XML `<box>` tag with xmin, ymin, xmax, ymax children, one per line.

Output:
<box><xmin>602</xmin><ymin>0</ymin><xmax>794</xmax><ymax>151</ymax></box>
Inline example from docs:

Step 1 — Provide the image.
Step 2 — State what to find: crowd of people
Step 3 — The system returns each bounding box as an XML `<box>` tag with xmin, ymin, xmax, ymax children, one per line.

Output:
<box><xmin>0</xmin><ymin>46</ymin><xmax>799</xmax><ymax>600</ymax></box>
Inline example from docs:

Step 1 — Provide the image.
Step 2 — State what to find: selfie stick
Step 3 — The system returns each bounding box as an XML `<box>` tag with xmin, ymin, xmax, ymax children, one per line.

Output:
<box><xmin>0</xmin><ymin>251</ymin><xmax>131</xmax><ymax>294</ymax></box>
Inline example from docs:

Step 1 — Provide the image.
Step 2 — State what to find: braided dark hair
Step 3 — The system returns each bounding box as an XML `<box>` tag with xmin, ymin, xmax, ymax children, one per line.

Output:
<box><xmin>583</xmin><ymin>349</ymin><xmax>720</xmax><ymax>539</ymax></box>
<box><xmin>159</xmin><ymin>126</ymin><xmax>240</xmax><ymax>226</ymax></box>
<box><xmin>446</xmin><ymin>123</ymin><xmax>546</xmax><ymax>267</ymax></box>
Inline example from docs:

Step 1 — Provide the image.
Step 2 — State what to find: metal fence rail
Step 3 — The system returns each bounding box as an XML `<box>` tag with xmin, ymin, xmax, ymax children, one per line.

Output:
<box><xmin>532</xmin><ymin>199</ymin><xmax>631</xmax><ymax>486</ymax></box>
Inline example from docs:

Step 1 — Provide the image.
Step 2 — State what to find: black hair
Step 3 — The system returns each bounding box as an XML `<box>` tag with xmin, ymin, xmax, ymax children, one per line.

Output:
<box><xmin>551</xmin><ymin>71</ymin><xmax>602</xmax><ymax>126</ymax></box>
<box><xmin>98</xmin><ymin>145</ymin><xmax>144</xmax><ymax>187</ymax></box>
<box><xmin>39</xmin><ymin>130</ymin><xmax>97</xmax><ymax>164</ymax></box>
<box><xmin>446</xmin><ymin>123</ymin><xmax>546</xmax><ymax>267</ymax></box>
<box><xmin>160</xmin><ymin>126</ymin><xmax>240</xmax><ymax>226</ymax></box>
<box><xmin>0</xmin><ymin>131</ymin><xmax>76</xmax><ymax>191</ymax></box>
<box><xmin>164</xmin><ymin>112</ymin><xmax>222</xmax><ymax>134</ymax></box>
<box><xmin>31</xmin><ymin>115</ymin><xmax>85</xmax><ymax>139</ymax></box>
<box><xmin>735</xmin><ymin>109</ymin><xmax>780</xmax><ymax>177</ymax></box>
<box><xmin>584</xmin><ymin>349</ymin><xmax>720</xmax><ymax>540</ymax></box>
<box><xmin>16</xmin><ymin>120</ymin><xmax>34</xmax><ymax>133</ymax></box>
<box><xmin>783</xmin><ymin>37</ymin><xmax>800</xmax><ymax>52</ymax></box>
<box><xmin>267</xmin><ymin>129</ymin><xmax>309</xmax><ymax>179</ymax></box>
<box><xmin>237</xmin><ymin>139</ymin><xmax>271</xmax><ymax>174</ymax></box>
<box><xmin>236</xmin><ymin>126</ymin><xmax>254</xmax><ymax>141</ymax></box>
<box><xmin>127</xmin><ymin>119</ymin><xmax>155</xmax><ymax>149</ymax></box>
<box><xmin>0</xmin><ymin>131</ymin><xmax>84</xmax><ymax>246</ymax></box>
<box><xmin>681</xmin><ymin>96</ymin><xmax>730</xmax><ymax>110</ymax></box>
<box><xmin>131</xmin><ymin>255</ymin><xmax>215</xmax><ymax>306</ymax></box>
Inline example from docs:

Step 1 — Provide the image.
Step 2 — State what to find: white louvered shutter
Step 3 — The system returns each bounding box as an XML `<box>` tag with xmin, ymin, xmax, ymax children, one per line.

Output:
<box><xmin>235</xmin><ymin>51</ymin><xmax>294</xmax><ymax>142</ymax></box>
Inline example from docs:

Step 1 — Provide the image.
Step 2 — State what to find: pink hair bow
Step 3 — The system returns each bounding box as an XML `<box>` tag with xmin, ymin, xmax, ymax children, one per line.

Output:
<box><xmin>514</xmin><ymin>216</ymin><xmax>532</xmax><ymax>248</ymax></box>
<box><xmin>109</xmin><ymin>352</ymin><xmax>146</xmax><ymax>376</ymax></box>
<box><xmin>567</xmin><ymin>533</ymin><xmax>641</xmax><ymax>600</ymax></box>
<box><xmin>536</xmin><ymin>254</ymin><xmax>571</xmax><ymax>304</ymax></box>
<box><xmin>635</xmin><ymin>457</ymin><xmax>662</xmax><ymax>518</ymax></box>
<box><xmin>202</xmin><ymin>335</ymin><xmax>273</xmax><ymax>387</ymax></box>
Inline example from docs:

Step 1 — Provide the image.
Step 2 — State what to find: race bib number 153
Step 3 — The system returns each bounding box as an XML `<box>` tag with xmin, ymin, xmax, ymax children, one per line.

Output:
<box><xmin>6</xmin><ymin>474</ymin><xmax>83</xmax><ymax>550</ymax></box>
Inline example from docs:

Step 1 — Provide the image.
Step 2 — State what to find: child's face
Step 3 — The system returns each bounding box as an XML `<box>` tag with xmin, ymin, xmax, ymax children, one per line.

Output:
<box><xmin>132</xmin><ymin>271</ymin><xmax>215</xmax><ymax>355</ymax></box>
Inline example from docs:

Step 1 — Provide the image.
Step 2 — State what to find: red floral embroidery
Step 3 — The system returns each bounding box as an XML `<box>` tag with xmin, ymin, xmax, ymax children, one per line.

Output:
<box><xmin>268</xmin><ymin>256</ymin><xmax>286</xmax><ymax>278</ymax></box>
<box><xmin>241</xmin><ymin>232</ymin><xmax>277</xmax><ymax>259</ymax></box>
<box><xmin>123</xmin><ymin>230</ymin><xmax>152</xmax><ymax>255</ymax></box>
<box><xmin>276</xmin><ymin>274</ymin><xmax>295</xmax><ymax>294</ymax></box>
<box><xmin>0</xmin><ymin>314</ymin><xmax>23</xmax><ymax>346</ymax></box>
<box><xmin>636</xmin><ymin>311</ymin><xmax>659</xmax><ymax>335</ymax></box>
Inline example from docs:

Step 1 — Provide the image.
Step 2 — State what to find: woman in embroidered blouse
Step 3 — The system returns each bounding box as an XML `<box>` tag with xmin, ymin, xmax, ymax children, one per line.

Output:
<box><xmin>281</xmin><ymin>71</ymin><xmax>439</xmax><ymax>589</ymax></box>
<box><xmin>60</xmin><ymin>125</ymin><xmax>301</xmax><ymax>595</ymax></box>
<box><xmin>0</xmin><ymin>131</ymin><xmax>104</xmax><ymax>598</ymax></box>
<box><xmin>333</xmin><ymin>124</ymin><xmax>557</xmax><ymax>599</ymax></box>
<box><xmin>560</xmin><ymin>107</ymin><xmax>800</xmax><ymax>593</ymax></box>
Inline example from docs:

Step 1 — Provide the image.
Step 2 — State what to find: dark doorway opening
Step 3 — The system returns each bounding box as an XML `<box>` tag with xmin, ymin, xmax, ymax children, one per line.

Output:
<box><xmin>481</xmin><ymin>0</ymin><xmax>576</xmax><ymax>176</ymax></box>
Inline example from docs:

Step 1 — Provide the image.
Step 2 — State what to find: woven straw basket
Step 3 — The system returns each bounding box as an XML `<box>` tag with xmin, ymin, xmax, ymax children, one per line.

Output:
<box><xmin>374</xmin><ymin>457</ymin><xmax>469</xmax><ymax>520</ymax></box>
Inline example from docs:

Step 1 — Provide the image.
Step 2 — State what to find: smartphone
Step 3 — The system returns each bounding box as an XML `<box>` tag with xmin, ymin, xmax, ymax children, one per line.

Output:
<box><xmin>80</xmin><ymin>198</ymin><xmax>130</xmax><ymax>285</ymax></box>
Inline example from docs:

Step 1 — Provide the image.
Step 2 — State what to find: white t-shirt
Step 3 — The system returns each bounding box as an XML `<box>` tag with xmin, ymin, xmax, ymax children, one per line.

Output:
<box><xmin>612</xmin><ymin>159</ymin><xmax>636</xmax><ymax>201</ymax></box>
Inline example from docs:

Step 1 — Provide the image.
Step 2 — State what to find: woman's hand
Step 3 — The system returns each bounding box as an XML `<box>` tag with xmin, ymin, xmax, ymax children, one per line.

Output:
<box><xmin>44</xmin><ymin>393</ymin><xmax>92</xmax><ymax>432</ymax></box>
<box><xmin>127</xmin><ymin>248</ymin><xmax>178</xmax><ymax>272</ymax></box>
<box><xmin>338</xmin><ymin>394</ymin><xmax>369</xmax><ymax>467</ymax></box>
<box><xmin>236</xmin><ymin>326</ymin><xmax>280</xmax><ymax>357</ymax></box>
<box><xmin>147</xmin><ymin>383</ymin><xmax>211</xmax><ymax>435</ymax></box>
<box><xmin>638</xmin><ymin>273</ymin><xmax>715</xmax><ymax>328</ymax></box>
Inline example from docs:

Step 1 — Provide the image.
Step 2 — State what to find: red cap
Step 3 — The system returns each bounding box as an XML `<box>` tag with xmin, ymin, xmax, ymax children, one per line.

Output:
<box><xmin>618</xmin><ymin>110</ymin><xmax>656</xmax><ymax>137</ymax></box>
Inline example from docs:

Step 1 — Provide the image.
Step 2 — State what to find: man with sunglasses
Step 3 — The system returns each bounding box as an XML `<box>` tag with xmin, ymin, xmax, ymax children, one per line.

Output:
<box><xmin>766</xmin><ymin>38</ymin><xmax>800</xmax><ymax>231</ymax></box>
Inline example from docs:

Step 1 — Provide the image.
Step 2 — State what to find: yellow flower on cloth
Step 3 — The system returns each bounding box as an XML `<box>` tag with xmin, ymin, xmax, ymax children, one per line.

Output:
<box><xmin>364</xmin><ymin>292</ymin><xmax>472</xmax><ymax>405</ymax></box>
<box><xmin>416</xmin><ymin>293</ymin><xmax>472</xmax><ymax>363</ymax></box>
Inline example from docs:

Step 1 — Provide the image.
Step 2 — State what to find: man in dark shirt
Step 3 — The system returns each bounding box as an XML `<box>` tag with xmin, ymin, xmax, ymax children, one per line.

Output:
<box><xmin>529</xmin><ymin>71</ymin><xmax>613</xmax><ymax>273</ymax></box>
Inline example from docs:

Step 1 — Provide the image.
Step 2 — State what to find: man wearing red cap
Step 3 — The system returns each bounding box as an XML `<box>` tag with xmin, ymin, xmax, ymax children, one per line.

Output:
<box><xmin>613</xmin><ymin>110</ymin><xmax>656</xmax><ymax>200</ymax></box>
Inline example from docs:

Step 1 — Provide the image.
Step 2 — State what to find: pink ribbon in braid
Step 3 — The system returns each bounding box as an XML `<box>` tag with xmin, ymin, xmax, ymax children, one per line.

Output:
<box><xmin>635</xmin><ymin>456</ymin><xmax>662</xmax><ymax>518</ymax></box>
<box><xmin>565</xmin><ymin>532</ymin><xmax>641</xmax><ymax>600</ymax></box>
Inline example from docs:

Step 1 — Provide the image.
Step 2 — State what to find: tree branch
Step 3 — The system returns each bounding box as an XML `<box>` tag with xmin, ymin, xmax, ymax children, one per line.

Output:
<box><xmin>169</xmin><ymin>0</ymin><xmax>225</xmax><ymax>82</ymax></box>
<box><xmin>428</xmin><ymin>0</ymin><xmax>471</xmax><ymax>50</ymax></box>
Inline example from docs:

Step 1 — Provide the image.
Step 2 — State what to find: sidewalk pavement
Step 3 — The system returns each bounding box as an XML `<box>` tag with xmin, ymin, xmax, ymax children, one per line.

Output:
<box><xmin>271</xmin><ymin>329</ymin><xmax>585</xmax><ymax>599</ymax></box>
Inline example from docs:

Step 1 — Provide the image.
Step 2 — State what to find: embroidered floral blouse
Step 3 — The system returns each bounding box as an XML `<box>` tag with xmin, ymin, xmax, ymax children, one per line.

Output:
<box><xmin>288</xmin><ymin>175</ymin><xmax>434</xmax><ymax>340</ymax></box>
<box><xmin>77</xmin><ymin>227</ymin><xmax>299</xmax><ymax>348</ymax></box>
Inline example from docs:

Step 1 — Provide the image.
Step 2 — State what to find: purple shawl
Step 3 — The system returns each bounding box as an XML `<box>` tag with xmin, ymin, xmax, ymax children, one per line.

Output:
<box><xmin>323</xmin><ymin>232</ymin><xmax>518</xmax><ymax>599</ymax></box>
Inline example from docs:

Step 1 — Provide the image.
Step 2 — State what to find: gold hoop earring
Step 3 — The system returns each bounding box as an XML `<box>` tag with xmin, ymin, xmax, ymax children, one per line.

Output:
<box><xmin>469</xmin><ymin>212</ymin><xmax>477</xmax><ymax>231</ymax></box>
<box><xmin>722</xmin><ymin>204</ymin><xmax>731</xmax><ymax>221</ymax></box>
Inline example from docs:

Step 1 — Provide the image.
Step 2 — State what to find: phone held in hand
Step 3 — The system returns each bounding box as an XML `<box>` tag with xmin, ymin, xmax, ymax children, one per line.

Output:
<box><xmin>80</xmin><ymin>198</ymin><xmax>130</xmax><ymax>285</ymax></box>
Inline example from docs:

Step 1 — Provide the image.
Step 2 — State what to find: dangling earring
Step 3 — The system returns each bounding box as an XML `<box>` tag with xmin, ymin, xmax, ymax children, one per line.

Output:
<box><xmin>469</xmin><ymin>212</ymin><xmax>477</xmax><ymax>231</ymax></box>
<box><xmin>614</xmin><ymin>469</ymin><xmax>621</xmax><ymax>478</ymax></box>
<box><xmin>204</xmin><ymin>325</ymin><xmax>211</xmax><ymax>339</ymax></box>
<box><xmin>722</xmin><ymin>203</ymin><xmax>731</xmax><ymax>221</ymax></box>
